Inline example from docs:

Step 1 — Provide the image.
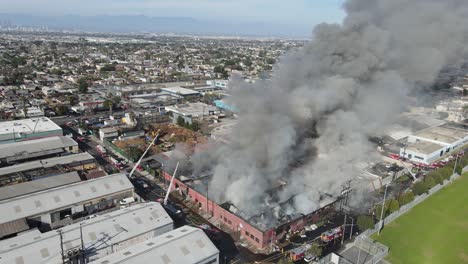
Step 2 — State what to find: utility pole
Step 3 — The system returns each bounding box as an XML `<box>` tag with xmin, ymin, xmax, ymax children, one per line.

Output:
<box><xmin>80</xmin><ymin>223</ymin><xmax>85</xmax><ymax>263</ymax></box>
<box><xmin>451</xmin><ymin>150</ymin><xmax>461</xmax><ymax>183</ymax></box>
<box><xmin>58</xmin><ymin>230</ymin><xmax>65</xmax><ymax>264</ymax></box>
<box><xmin>349</xmin><ymin>217</ymin><xmax>354</xmax><ymax>240</ymax></box>
<box><xmin>378</xmin><ymin>184</ymin><xmax>389</xmax><ymax>236</ymax></box>
<box><xmin>341</xmin><ymin>212</ymin><xmax>347</xmax><ymax>245</ymax></box>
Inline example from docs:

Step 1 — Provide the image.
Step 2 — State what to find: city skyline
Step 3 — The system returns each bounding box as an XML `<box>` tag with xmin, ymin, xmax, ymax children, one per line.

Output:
<box><xmin>0</xmin><ymin>0</ymin><xmax>346</xmax><ymax>37</ymax></box>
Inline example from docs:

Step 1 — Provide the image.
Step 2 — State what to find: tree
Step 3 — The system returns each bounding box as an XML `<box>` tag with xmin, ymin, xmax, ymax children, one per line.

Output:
<box><xmin>412</xmin><ymin>181</ymin><xmax>428</xmax><ymax>196</ymax></box>
<box><xmin>307</xmin><ymin>242</ymin><xmax>323</xmax><ymax>257</ymax></box>
<box><xmin>387</xmin><ymin>199</ymin><xmax>400</xmax><ymax>214</ymax></box>
<box><xmin>127</xmin><ymin>147</ymin><xmax>144</xmax><ymax>162</ymax></box>
<box><xmin>55</xmin><ymin>105</ymin><xmax>69</xmax><ymax>116</ymax></box>
<box><xmin>398</xmin><ymin>191</ymin><xmax>415</xmax><ymax>206</ymax></box>
<box><xmin>77</xmin><ymin>77</ymin><xmax>89</xmax><ymax>93</ymax></box>
<box><xmin>357</xmin><ymin>215</ymin><xmax>374</xmax><ymax>231</ymax></box>
<box><xmin>423</xmin><ymin>176</ymin><xmax>436</xmax><ymax>191</ymax></box>
<box><xmin>177</xmin><ymin>116</ymin><xmax>187</xmax><ymax>127</ymax></box>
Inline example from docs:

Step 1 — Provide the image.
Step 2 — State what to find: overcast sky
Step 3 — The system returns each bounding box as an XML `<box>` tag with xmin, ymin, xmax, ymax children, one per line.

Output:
<box><xmin>0</xmin><ymin>0</ymin><xmax>346</xmax><ymax>28</ymax></box>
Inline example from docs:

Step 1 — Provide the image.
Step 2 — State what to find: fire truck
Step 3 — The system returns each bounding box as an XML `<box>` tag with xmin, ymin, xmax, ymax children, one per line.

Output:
<box><xmin>320</xmin><ymin>226</ymin><xmax>343</xmax><ymax>243</ymax></box>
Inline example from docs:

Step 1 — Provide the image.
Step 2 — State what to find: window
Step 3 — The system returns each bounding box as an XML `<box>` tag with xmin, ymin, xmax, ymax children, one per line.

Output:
<box><xmin>205</xmin><ymin>259</ymin><xmax>217</xmax><ymax>264</ymax></box>
<box><xmin>228</xmin><ymin>220</ymin><xmax>232</xmax><ymax>225</ymax></box>
<box><xmin>255</xmin><ymin>237</ymin><xmax>259</xmax><ymax>243</ymax></box>
<box><xmin>245</xmin><ymin>231</ymin><xmax>250</xmax><ymax>236</ymax></box>
<box><xmin>414</xmin><ymin>156</ymin><xmax>424</xmax><ymax>160</ymax></box>
<box><xmin>250</xmin><ymin>234</ymin><xmax>254</xmax><ymax>239</ymax></box>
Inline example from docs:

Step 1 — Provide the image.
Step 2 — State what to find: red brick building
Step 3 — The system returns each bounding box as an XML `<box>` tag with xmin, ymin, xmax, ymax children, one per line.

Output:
<box><xmin>161</xmin><ymin>171</ymin><xmax>339</xmax><ymax>251</ymax></box>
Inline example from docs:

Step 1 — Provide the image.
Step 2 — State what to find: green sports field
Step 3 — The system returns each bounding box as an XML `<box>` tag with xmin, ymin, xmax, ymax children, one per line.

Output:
<box><xmin>373</xmin><ymin>173</ymin><xmax>468</xmax><ymax>264</ymax></box>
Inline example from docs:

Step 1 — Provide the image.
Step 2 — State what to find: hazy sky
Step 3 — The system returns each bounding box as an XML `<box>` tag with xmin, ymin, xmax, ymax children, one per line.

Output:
<box><xmin>0</xmin><ymin>0</ymin><xmax>346</xmax><ymax>27</ymax></box>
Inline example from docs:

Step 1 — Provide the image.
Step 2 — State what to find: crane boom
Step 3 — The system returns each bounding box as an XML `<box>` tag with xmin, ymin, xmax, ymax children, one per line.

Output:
<box><xmin>400</xmin><ymin>161</ymin><xmax>417</xmax><ymax>181</ymax></box>
<box><xmin>164</xmin><ymin>162</ymin><xmax>179</xmax><ymax>206</ymax></box>
<box><xmin>128</xmin><ymin>132</ymin><xmax>159</xmax><ymax>178</ymax></box>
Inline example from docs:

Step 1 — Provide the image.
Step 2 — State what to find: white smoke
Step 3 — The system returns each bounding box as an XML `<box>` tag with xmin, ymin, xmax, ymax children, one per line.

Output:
<box><xmin>197</xmin><ymin>0</ymin><xmax>468</xmax><ymax>218</ymax></box>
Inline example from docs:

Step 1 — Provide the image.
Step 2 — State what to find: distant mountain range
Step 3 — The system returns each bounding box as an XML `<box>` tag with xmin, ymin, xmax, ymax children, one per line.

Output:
<box><xmin>0</xmin><ymin>13</ymin><xmax>311</xmax><ymax>38</ymax></box>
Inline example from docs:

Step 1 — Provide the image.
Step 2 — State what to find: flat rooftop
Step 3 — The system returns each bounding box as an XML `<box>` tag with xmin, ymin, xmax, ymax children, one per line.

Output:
<box><xmin>406</xmin><ymin>141</ymin><xmax>445</xmax><ymax>155</ymax></box>
<box><xmin>165</xmin><ymin>102</ymin><xmax>219</xmax><ymax>118</ymax></box>
<box><xmin>160</xmin><ymin>86</ymin><xmax>200</xmax><ymax>96</ymax></box>
<box><xmin>0</xmin><ymin>152</ymin><xmax>95</xmax><ymax>176</ymax></box>
<box><xmin>0</xmin><ymin>136</ymin><xmax>77</xmax><ymax>159</ymax></box>
<box><xmin>0</xmin><ymin>171</ymin><xmax>81</xmax><ymax>201</ymax></box>
<box><xmin>413</xmin><ymin>126</ymin><xmax>468</xmax><ymax>144</ymax></box>
<box><xmin>0</xmin><ymin>117</ymin><xmax>61</xmax><ymax>135</ymax></box>
<box><xmin>89</xmin><ymin>226</ymin><xmax>218</xmax><ymax>264</ymax></box>
<box><xmin>0</xmin><ymin>173</ymin><xmax>133</xmax><ymax>225</ymax></box>
<box><xmin>0</xmin><ymin>202</ymin><xmax>173</xmax><ymax>264</ymax></box>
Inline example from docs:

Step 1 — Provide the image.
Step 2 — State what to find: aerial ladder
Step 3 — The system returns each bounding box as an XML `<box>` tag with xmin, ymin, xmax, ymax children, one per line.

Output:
<box><xmin>127</xmin><ymin>130</ymin><xmax>159</xmax><ymax>179</ymax></box>
<box><xmin>399</xmin><ymin>160</ymin><xmax>417</xmax><ymax>181</ymax></box>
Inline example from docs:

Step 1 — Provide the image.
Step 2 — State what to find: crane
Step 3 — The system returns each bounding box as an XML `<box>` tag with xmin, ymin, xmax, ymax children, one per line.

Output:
<box><xmin>127</xmin><ymin>131</ymin><xmax>160</xmax><ymax>179</ymax></box>
<box><xmin>399</xmin><ymin>160</ymin><xmax>417</xmax><ymax>181</ymax></box>
<box><xmin>163</xmin><ymin>161</ymin><xmax>179</xmax><ymax>206</ymax></box>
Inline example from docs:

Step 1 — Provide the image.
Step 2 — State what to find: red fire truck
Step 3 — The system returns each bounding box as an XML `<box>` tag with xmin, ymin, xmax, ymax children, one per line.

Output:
<box><xmin>320</xmin><ymin>226</ymin><xmax>343</xmax><ymax>243</ymax></box>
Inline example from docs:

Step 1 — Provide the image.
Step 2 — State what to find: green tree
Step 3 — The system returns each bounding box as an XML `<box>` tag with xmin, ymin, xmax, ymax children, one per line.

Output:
<box><xmin>55</xmin><ymin>105</ymin><xmax>69</xmax><ymax>116</ymax></box>
<box><xmin>127</xmin><ymin>147</ymin><xmax>144</xmax><ymax>162</ymax></box>
<box><xmin>412</xmin><ymin>181</ymin><xmax>428</xmax><ymax>196</ymax></box>
<box><xmin>77</xmin><ymin>77</ymin><xmax>89</xmax><ymax>93</ymax></box>
<box><xmin>307</xmin><ymin>242</ymin><xmax>323</xmax><ymax>257</ymax></box>
<box><xmin>357</xmin><ymin>215</ymin><xmax>374</xmax><ymax>231</ymax></box>
<box><xmin>176</xmin><ymin>116</ymin><xmax>186</xmax><ymax>127</ymax></box>
<box><xmin>398</xmin><ymin>191</ymin><xmax>415</xmax><ymax>206</ymax></box>
<box><xmin>387</xmin><ymin>199</ymin><xmax>400</xmax><ymax>214</ymax></box>
<box><xmin>424</xmin><ymin>175</ymin><xmax>436</xmax><ymax>190</ymax></box>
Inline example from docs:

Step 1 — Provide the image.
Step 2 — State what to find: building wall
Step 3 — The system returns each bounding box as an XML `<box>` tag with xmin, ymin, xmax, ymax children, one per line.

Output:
<box><xmin>399</xmin><ymin>148</ymin><xmax>443</xmax><ymax>164</ymax></box>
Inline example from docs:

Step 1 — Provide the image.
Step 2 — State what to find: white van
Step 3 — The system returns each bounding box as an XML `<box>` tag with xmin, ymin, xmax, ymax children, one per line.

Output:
<box><xmin>119</xmin><ymin>197</ymin><xmax>135</xmax><ymax>205</ymax></box>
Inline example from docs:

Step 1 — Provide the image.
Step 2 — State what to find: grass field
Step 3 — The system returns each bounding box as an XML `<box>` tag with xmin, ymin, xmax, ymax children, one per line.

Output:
<box><xmin>373</xmin><ymin>173</ymin><xmax>468</xmax><ymax>264</ymax></box>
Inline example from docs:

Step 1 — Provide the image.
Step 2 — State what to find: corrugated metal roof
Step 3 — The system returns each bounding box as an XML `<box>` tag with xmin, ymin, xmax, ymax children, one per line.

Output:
<box><xmin>0</xmin><ymin>202</ymin><xmax>173</xmax><ymax>264</ymax></box>
<box><xmin>0</xmin><ymin>172</ymin><xmax>81</xmax><ymax>201</ymax></box>
<box><xmin>0</xmin><ymin>136</ymin><xmax>77</xmax><ymax>160</ymax></box>
<box><xmin>89</xmin><ymin>226</ymin><xmax>219</xmax><ymax>264</ymax></box>
<box><xmin>0</xmin><ymin>152</ymin><xmax>95</xmax><ymax>176</ymax></box>
<box><xmin>0</xmin><ymin>219</ymin><xmax>29</xmax><ymax>238</ymax></box>
<box><xmin>0</xmin><ymin>173</ymin><xmax>133</xmax><ymax>225</ymax></box>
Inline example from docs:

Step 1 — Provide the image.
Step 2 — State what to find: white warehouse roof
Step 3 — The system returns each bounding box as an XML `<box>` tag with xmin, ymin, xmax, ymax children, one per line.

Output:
<box><xmin>0</xmin><ymin>202</ymin><xmax>173</xmax><ymax>264</ymax></box>
<box><xmin>90</xmin><ymin>226</ymin><xmax>219</xmax><ymax>264</ymax></box>
<box><xmin>161</xmin><ymin>86</ymin><xmax>200</xmax><ymax>96</ymax></box>
<box><xmin>0</xmin><ymin>117</ymin><xmax>61</xmax><ymax>135</ymax></box>
<box><xmin>0</xmin><ymin>173</ymin><xmax>133</xmax><ymax>225</ymax></box>
<box><xmin>0</xmin><ymin>136</ymin><xmax>77</xmax><ymax>159</ymax></box>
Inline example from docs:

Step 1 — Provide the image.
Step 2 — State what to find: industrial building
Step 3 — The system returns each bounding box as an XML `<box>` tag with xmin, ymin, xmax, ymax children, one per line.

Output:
<box><xmin>0</xmin><ymin>136</ymin><xmax>79</xmax><ymax>166</ymax></box>
<box><xmin>90</xmin><ymin>226</ymin><xmax>219</xmax><ymax>264</ymax></box>
<box><xmin>160</xmin><ymin>86</ymin><xmax>201</xmax><ymax>98</ymax></box>
<box><xmin>400</xmin><ymin>125</ymin><xmax>468</xmax><ymax>164</ymax></box>
<box><xmin>0</xmin><ymin>152</ymin><xmax>97</xmax><ymax>186</ymax></box>
<box><xmin>158</xmin><ymin>168</ymin><xmax>341</xmax><ymax>251</ymax></box>
<box><xmin>0</xmin><ymin>202</ymin><xmax>173</xmax><ymax>264</ymax></box>
<box><xmin>165</xmin><ymin>102</ymin><xmax>220</xmax><ymax>124</ymax></box>
<box><xmin>0</xmin><ymin>117</ymin><xmax>62</xmax><ymax>144</ymax></box>
<box><xmin>0</xmin><ymin>173</ymin><xmax>134</xmax><ymax>237</ymax></box>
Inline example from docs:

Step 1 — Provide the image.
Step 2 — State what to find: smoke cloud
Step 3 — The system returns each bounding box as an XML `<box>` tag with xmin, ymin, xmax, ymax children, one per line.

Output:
<box><xmin>196</xmin><ymin>0</ymin><xmax>468</xmax><ymax>218</ymax></box>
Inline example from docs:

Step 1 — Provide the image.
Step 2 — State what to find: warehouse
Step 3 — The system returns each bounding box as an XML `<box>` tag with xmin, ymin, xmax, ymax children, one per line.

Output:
<box><xmin>0</xmin><ymin>136</ymin><xmax>79</xmax><ymax>166</ymax></box>
<box><xmin>90</xmin><ymin>226</ymin><xmax>219</xmax><ymax>264</ymax></box>
<box><xmin>400</xmin><ymin>125</ymin><xmax>468</xmax><ymax>164</ymax></box>
<box><xmin>161</xmin><ymin>86</ymin><xmax>201</xmax><ymax>98</ymax></box>
<box><xmin>165</xmin><ymin>102</ymin><xmax>220</xmax><ymax>124</ymax></box>
<box><xmin>0</xmin><ymin>152</ymin><xmax>96</xmax><ymax>186</ymax></box>
<box><xmin>0</xmin><ymin>171</ymin><xmax>81</xmax><ymax>202</ymax></box>
<box><xmin>0</xmin><ymin>173</ymin><xmax>134</xmax><ymax>237</ymax></box>
<box><xmin>0</xmin><ymin>202</ymin><xmax>173</xmax><ymax>264</ymax></box>
<box><xmin>160</xmin><ymin>169</ymin><xmax>340</xmax><ymax>251</ymax></box>
<box><xmin>0</xmin><ymin>117</ymin><xmax>62</xmax><ymax>144</ymax></box>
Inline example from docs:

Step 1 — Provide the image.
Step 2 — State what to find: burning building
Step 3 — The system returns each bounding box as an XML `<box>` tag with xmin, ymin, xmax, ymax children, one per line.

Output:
<box><xmin>153</xmin><ymin>155</ymin><xmax>351</xmax><ymax>251</ymax></box>
<box><xmin>158</xmin><ymin>0</ymin><xmax>468</xmax><ymax>251</ymax></box>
